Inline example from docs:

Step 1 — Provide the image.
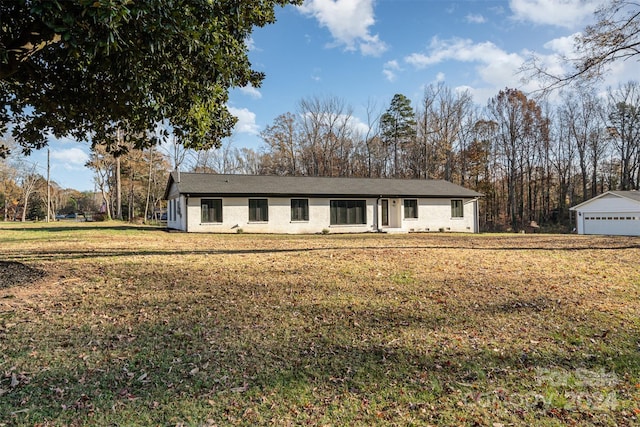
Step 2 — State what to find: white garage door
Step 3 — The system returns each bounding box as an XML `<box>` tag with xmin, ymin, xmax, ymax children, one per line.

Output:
<box><xmin>583</xmin><ymin>212</ymin><xmax>640</xmax><ymax>236</ymax></box>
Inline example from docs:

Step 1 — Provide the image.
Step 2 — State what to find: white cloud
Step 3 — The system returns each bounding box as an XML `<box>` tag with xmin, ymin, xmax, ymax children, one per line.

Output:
<box><xmin>435</xmin><ymin>72</ymin><xmax>446</xmax><ymax>82</ymax></box>
<box><xmin>246</xmin><ymin>37</ymin><xmax>257</xmax><ymax>52</ymax></box>
<box><xmin>524</xmin><ymin>34</ymin><xmax>581</xmax><ymax>81</ymax></box>
<box><xmin>509</xmin><ymin>0</ymin><xmax>600</xmax><ymax>28</ymax></box>
<box><xmin>350</xmin><ymin>115</ymin><xmax>371</xmax><ymax>136</ymax></box>
<box><xmin>383</xmin><ymin>60</ymin><xmax>401</xmax><ymax>82</ymax></box>
<box><xmin>465</xmin><ymin>13</ymin><xmax>486</xmax><ymax>24</ymax></box>
<box><xmin>228</xmin><ymin>107</ymin><xmax>260</xmax><ymax>135</ymax></box>
<box><xmin>405</xmin><ymin>38</ymin><xmax>525</xmax><ymax>89</ymax></box>
<box><xmin>239</xmin><ymin>85</ymin><xmax>262</xmax><ymax>99</ymax></box>
<box><xmin>358</xmin><ymin>34</ymin><xmax>387</xmax><ymax>57</ymax></box>
<box><xmin>50</xmin><ymin>147</ymin><xmax>89</xmax><ymax>168</ymax></box>
<box><xmin>404</xmin><ymin>37</ymin><xmax>550</xmax><ymax>103</ymax></box>
<box><xmin>299</xmin><ymin>0</ymin><xmax>387</xmax><ymax>56</ymax></box>
<box><xmin>543</xmin><ymin>33</ymin><xmax>580</xmax><ymax>56</ymax></box>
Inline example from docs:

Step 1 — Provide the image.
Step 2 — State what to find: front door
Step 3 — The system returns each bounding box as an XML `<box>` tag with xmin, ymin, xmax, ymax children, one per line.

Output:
<box><xmin>381</xmin><ymin>199</ymin><xmax>389</xmax><ymax>226</ymax></box>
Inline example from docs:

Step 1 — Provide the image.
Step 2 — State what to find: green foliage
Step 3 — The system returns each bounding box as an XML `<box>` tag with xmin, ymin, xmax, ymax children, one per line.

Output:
<box><xmin>0</xmin><ymin>0</ymin><xmax>301</xmax><ymax>156</ymax></box>
<box><xmin>26</xmin><ymin>192</ymin><xmax>46</xmax><ymax>220</ymax></box>
<box><xmin>380</xmin><ymin>93</ymin><xmax>417</xmax><ymax>145</ymax></box>
<box><xmin>92</xmin><ymin>213</ymin><xmax>108</xmax><ymax>222</ymax></box>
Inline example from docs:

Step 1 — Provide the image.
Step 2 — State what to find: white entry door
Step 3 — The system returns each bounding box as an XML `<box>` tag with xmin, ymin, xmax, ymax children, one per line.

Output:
<box><xmin>381</xmin><ymin>199</ymin><xmax>401</xmax><ymax>228</ymax></box>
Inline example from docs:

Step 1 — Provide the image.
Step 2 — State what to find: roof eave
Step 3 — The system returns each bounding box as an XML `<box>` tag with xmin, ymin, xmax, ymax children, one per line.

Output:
<box><xmin>162</xmin><ymin>172</ymin><xmax>178</xmax><ymax>200</ymax></box>
<box><xmin>180</xmin><ymin>192</ymin><xmax>481</xmax><ymax>199</ymax></box>
<box><xmin>570</xmin><ymin>191</ymin><xmax>626</xmax><ymax>210</ymax></box>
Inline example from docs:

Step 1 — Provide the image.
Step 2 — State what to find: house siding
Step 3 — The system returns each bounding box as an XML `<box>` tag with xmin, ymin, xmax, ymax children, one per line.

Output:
<box><xmin>404</xmin><ymin>198</ymin><xmax>477</xmax><ymax>233</ymax></box>
<box><xmin>178</xmin><ymin>196</ymin><xmax>478</xmax><ymax>234</ymax></box>
<box><xmin>186</xmin><ymin>197</ymin><xmax>375</xmax><ymax>233</ymax></box>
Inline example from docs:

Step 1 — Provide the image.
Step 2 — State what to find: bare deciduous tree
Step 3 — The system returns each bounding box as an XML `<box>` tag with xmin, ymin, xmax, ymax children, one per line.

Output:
<box><xmin>607</xmin><ymin>81</ymin><xmax>640</xmax><ymax>190</ymax></box>
<box><xmin>17</xmin><ymin>162</ymin><xmax>39</xmax><ymax>221</ymax></box>
<box><xmin>523</xmin><ymin>0</ymin><xmax>640</xmax><ymax>91</ymax></box>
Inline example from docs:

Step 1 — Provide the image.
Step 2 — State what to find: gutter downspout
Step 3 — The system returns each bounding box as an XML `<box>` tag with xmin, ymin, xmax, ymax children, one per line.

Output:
<box><xmin>474</xmin><ymin>197</ymin><xmax>480</xmax><ymax>233</ymax></box>
<box><xmin>184</xmin><ymin>195</ymin><xmax>189</xmax><ymax>232</ymax></box>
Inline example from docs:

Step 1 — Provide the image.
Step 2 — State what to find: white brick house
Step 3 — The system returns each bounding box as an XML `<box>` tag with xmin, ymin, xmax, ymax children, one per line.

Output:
<box><xmin>163</xmin><ymin>172</ymin><xmax>482</xmax><ymax>234</ymax></box>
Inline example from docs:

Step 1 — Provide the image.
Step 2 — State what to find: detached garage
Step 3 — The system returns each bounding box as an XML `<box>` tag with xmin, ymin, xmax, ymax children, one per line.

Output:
<box><xmin>570</xmin><ymin>191</ymin><xmax>640</xmax><ymax>236</ymax></box>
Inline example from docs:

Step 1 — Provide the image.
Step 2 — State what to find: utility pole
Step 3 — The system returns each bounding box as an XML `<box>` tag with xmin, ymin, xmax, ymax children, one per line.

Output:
<box><xmin>46</xmin><ymin>149</ymin><xmax>51</xmax><ymax>222</ymax></box>
<box><xmin>116</xmin><ymin>129</ymin><xmax>123</xmax><ymax>220</ymax></box>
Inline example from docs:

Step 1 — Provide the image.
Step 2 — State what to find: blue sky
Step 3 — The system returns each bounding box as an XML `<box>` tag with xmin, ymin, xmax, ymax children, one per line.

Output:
<box><xmin>28</xmin><ymin>0</ymin><xmax>636</xmax><ymax>191</ymax></box>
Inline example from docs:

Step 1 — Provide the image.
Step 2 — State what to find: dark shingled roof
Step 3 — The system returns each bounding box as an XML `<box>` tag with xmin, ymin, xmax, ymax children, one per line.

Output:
<box><xmin>610</xmin><ymin>190</ymin><xmax>640</xmax><ymax>203</ymax></box>
<box><xmin>164</xmin><ymin>172</ymin><xmax>482</xmax><ymax>199</ymax></box>
<box><xmin>570</xmin><ymin>190</ymin><xmax>640</xmax><ymax>210</ymax></box>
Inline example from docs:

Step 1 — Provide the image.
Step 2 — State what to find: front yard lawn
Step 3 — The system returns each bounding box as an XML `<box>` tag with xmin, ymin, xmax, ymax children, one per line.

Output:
<box><xmin>1</xmin><ymin>223</ymin><xmax>639</xmax><ymax>425</ymax></box>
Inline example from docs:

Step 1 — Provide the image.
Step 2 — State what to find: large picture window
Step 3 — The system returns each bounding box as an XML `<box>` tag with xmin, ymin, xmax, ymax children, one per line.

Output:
<box><xmin>330</xmin><ymin>200</ymin><xmax>366</xmax><ymax>225</ymax></box>
<box><xmin>451</xmin><ymin>199</ymin><xmax>464</xmax><ymax>218</ymax></box>
<box><xmin>249</xmin><ymin>199</ymin><xmax>269</xmax><ymax>222</ymax></box>
<box><xmin>291</xmin><ymin>199</ymin><xmax>309</xmax><ymax>221</ymax></box>
<box><xmin>201</xmin><ymin>199</ymin><xmax>222</xmax><ymax>223</ymax></box>
<box><xmin>404</xmin><ymin>199</ymin><xmax>418</xmax><ymax>219</ymax></box>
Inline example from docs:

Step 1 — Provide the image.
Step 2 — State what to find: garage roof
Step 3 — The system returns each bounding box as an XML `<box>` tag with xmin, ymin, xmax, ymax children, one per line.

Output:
<box><xmin>570</xmin><ymin>190</ymin><xmax>640</xmax><ymax>210</ymax></box>
<box><xmin>164</xmin><ymin>172</ymin><xmax>483</xmax><ymax>199</ymax></box>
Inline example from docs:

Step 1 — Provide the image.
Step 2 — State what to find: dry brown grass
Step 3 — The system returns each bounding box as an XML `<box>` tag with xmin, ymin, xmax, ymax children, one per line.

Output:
<box><xmin>1</xmin><ymin>222</ymin><xmax>639</xmax><ymax>425</ymax></box>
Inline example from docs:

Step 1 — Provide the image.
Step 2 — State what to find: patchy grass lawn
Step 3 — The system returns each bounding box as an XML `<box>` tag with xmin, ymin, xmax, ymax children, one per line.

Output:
<box><xmin>1</xmin><ymin>222</ymin><xmax>639</xmax><ymax>426</ymax></box>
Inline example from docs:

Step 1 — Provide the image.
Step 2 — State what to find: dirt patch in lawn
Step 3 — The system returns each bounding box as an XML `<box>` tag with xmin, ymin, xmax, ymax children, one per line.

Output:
<box><xmin>0</xmin><ymin>261</ymin><xmax>46</xmax><ymax>289</ymax></box>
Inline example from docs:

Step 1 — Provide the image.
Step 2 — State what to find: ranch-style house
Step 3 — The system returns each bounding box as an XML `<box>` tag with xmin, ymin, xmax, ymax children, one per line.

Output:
<box><xmin>570</xmin><ymin>190</ymin><xmax>640</xmax><ymax>236</ymax></box>
<box><xmin>163</xmin><ymin>172</ymin><xmax>482</xmax><ymax>234</ymax></box>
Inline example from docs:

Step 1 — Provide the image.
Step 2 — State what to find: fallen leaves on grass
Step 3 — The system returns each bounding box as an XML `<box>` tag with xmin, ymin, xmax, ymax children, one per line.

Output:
<box><xmin>0</xmin><ymin>226</ymin><xmax>638</xmax><ymax>426</ymax></box>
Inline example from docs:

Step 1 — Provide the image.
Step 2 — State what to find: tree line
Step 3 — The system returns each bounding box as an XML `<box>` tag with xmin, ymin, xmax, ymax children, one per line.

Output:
<box><xmin>187</xmin><ymin>82</ymin><xmax>640</xmax><ymax>232</ymax></box>
<box><xmin>0</xmin><ymin>138</ymin><xmax>171</xmax><ymax>223</ymax></box>
<box><xmin>86</xmin><ymin>143</ymin><xmax>171</xmax><ymax>222</ymax></box>
<box><xmin>1</xmin><ymin>0</ymin><xmax>638</xmax><ymax>230</ymax></box>
<box><xmin>0</xmin><ymin>147</ymin><xmax>98</xmax><ymax>222</ymax></box>
<box><xmin>2</xmin><ymin>81</ymin><xmax>638</xmax><ymax>231</ymax></box>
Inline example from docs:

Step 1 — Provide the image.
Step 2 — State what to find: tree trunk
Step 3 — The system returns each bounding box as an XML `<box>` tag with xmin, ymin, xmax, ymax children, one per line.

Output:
<box><xmin>144</xmin><ymin>148</ymin><xmax>154</xmax><ymax>223</ymax></box>
<box><xmin>116</xmin><ymin>155</ymin><xmax>122</xmax><ymax>220</ymax></box>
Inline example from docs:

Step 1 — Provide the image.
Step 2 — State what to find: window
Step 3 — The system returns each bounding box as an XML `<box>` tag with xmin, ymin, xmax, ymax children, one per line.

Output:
<box><xmin>330</xmin><ymin>200</ymin><xmax>366</xmax><ymax>225</ymax></box>
<box><xmin>451</xmin><ymin>199</ymin><xmax>464</xmax><ymax>218</ymax></box>
<box><xmin>381</xmin><ymin>199</ymin><xmax>389</xmax><ymax>226</ymax></box>
<box><xmin>291</xmin><ymin>199</ymin><xmax>309</xmax><ymax>221</ymax></box>
<box><xmin>249</xmin><ymin>199</ymin><xmax>269</xmax><ymax>222</ymax></box>
<box><xmin>201</xmin><ymin>199</ymin><xmax>222</xmax><ymax>223</ymax></box>
<box><xmin>404</xmin><ymin>199</ymin><xmax>418</xmax><ymax>219</ymax></box>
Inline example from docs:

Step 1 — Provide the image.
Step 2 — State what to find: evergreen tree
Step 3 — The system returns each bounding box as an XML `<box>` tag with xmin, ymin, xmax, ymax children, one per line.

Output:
<box><xmin>380</xmin><ymin>94</ymin><xmax>416</xmax><ymax>177</ymax></box>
